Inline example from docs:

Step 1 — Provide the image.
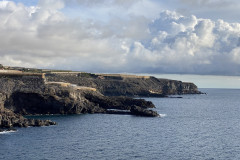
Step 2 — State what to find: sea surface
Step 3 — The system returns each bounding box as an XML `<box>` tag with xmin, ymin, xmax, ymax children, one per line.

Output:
<box><xmin>1</xmin><ymin>89</ymin><xmax>240</xmax><ymax>160</ymax></box>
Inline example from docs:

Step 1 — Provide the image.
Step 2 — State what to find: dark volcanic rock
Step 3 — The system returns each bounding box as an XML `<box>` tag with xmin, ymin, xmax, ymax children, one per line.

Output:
<box><xmin>4</xmin><ymin>88</ymin><xmax>106</xmax><ymax>115</ymax></box>
<box><xmin>4</xmin><ymin>87</ymin><xmax>155</xmax><ymax>116</ymax></box>
<box><xmin>45</xmin><ymin>73</ymin><xmax>202</xmax><ymax>97</ymax></box>
<box><xmin>0</xmin><ymin>128</ymin><xmax>17</xmax><ymax>133</ymax></box>
<box><xmin>83</xmin><ymin>93</ymin><xmax>155</xmax><ymax>110</ymax></box>
<box><xmin>0</xmin><ymin>107</ymin><xmax>56</xmax><ymax>129</ymax></box>
<box><xmin>130</xmin><ymin>105</ymin><xmax>159</xmax><ymax>117</ymax></box>
<box><xmin>106</xmin><ymin>109</ymin><xmax>131</xmax><ymax>115</ymax></box>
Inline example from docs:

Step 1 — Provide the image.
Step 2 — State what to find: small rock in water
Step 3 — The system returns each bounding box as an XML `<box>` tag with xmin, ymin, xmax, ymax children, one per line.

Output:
<box><xmin>130</xmin><ymin>105</ymin><xmax>159</xmax><ymax>117</ymax></box>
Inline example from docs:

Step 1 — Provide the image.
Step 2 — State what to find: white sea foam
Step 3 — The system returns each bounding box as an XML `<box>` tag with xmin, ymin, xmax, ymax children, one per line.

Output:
<box><xmin>159</xmin><ymin>114</ymin><xmax>167</xmax><ymax>118</ymax></box>
<box><xmin>0</xmin><ymin>130</ymin><xmax>17</xmax><ymax>134</ymax></box>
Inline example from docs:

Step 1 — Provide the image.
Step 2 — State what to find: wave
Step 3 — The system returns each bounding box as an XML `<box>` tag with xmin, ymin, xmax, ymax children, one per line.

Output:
<box><xmin>159</xmin><ymin>114</ymin><xmax>167</xmax><ymax>117</ymax></box>
<box><xmin>0</xmin><ymin>130</ymin><xmax>17</xmax><ymax>134</ymax></box>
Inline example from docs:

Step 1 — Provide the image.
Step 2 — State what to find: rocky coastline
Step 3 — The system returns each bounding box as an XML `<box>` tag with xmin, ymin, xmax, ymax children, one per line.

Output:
<box><xmin>0</xmin><ymin>107</ymin><xmax>56</xmax><ymax>129</ymax></box>
<box><xmin>45</xmin><ymin>73</ymin><xmax>201</xmax><ymax>97</ymax></box>
<box><xmin>0</xmin><ymin>67</ymin><xmax>202</xmax><ymax>132</ymax></box>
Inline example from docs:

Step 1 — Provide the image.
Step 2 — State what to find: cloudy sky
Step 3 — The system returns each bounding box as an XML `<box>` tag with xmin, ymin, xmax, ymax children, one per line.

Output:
<box><xmin>1</xmin><ymin>0</ymin><xmax>240</xmax><ymax>81</ymax></box>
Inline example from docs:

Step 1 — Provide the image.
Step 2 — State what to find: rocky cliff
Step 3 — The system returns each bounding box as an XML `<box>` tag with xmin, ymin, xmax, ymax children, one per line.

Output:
<box><xmin>0</xmin><ymin>73</ymin><xmax>158</xmax><ymax>131</ymax></box>
<box><xmin>0</xmin><ymin>70</ymin><xmax>202</xmax><ymax>132</ymax></box>
<box><xmin>45</xmin><ymin>73</ymin><xmax>201</xmax><ymax>97</ymax></box>
<box><xmin>0</xmin><ymin>92</ymin><xmax>56</xmax><ymax>130</ymax></box>
<box><xmin>0</xmin><ymin>107</ymin><xmax>56</xmax><ymax>129</ymax></box>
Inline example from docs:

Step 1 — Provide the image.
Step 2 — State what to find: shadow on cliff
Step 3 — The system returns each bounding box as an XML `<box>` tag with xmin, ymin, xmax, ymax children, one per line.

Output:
<box><xmin>4</xmin><ymin>91</ymin><xmax>86</xmax><ymax>115</ymax></box>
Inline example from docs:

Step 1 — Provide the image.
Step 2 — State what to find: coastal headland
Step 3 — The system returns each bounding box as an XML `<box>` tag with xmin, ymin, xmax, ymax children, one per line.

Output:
<box><xmin>0</xmin><ymin>65</ymin><xmax>201</xmax><ymax>131</ymax></box>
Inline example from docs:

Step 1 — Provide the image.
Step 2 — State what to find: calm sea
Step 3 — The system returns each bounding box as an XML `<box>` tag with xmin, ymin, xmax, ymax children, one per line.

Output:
<box><xmin>1</xmin><ymin>89</ymin><xmax>240</xmax><ymax>160</ymax></box>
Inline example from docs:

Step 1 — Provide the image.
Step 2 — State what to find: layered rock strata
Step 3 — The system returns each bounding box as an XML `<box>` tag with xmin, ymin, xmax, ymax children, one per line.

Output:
<box><xmin>45</xmin><ymin>73</ymin><xmax>201</xmax><ymax>97</ymax></box>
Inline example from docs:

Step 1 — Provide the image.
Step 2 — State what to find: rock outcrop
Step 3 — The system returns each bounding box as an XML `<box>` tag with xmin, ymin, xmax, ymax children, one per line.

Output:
<box><xmin>0</xmin><ymin>91</ymin><xmax>56</xmax><ymax>132</ymax></box>
<box><xmin>106</xmin><ymin>105</ymin><xmax>159</xmax><ymax>117</ymax></box>
<box><xmin>130</xmin><ymin>105</ymin><xmax>159</xmax><ymax>117</ymax></box>
<box><xmin>0</xmin><ymin>107</ymin><xmax>56</xmax><ymax>129</ymax></box>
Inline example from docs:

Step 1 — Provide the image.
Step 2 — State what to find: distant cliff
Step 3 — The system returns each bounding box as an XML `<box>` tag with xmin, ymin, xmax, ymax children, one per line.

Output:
<box><xmin>45</xmin><ymin>73</ymin><xmax>201</xmax><ymax>97</ymax></box>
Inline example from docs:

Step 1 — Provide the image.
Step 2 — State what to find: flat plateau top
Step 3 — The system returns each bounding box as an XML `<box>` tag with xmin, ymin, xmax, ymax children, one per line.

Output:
<box><xmin>96</xmin><ymin>73</ymin><xmax>151</xmax><ymax>79</ymax></box>
<box><xmin>0</xmin><ymin>70</ymin><xmax>43</xmax><ymax>76</ymax></box>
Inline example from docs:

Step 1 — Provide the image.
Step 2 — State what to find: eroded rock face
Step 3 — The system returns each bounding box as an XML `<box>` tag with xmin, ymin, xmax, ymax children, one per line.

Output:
<box><xmin>45</xmin><ymin>73</ymin><xmax>201</xmax><ymax>97</ymax></box>
<box><xmin>4</xmin><ymin>85</ymin><xmax>155</xmax><ymax>116</ymax></box>
<box><xmin>0</xmin><ymin>93</ymin><xmax>6</xmax><ymax>109</ymax></box>
<box><xmin>0</xmin><ymin>72</ymin><xmax>162</xmax><ymax>132</ymax></box>
<box><xmin>0</xmin><ymin>74</ymin><xmax>156</xmax><ymax>118</ymax></box>
<box><xmin>5</xmin><ymin>89</ymin><xmax>106</xmax><ymax>115</ymax></box>
<box><xmin>0</xmin><ymin>108</ymin><xmax>56</xmax><ymax>129</ymax></box>
<box><xmin>83</xmin><ymin>93</ymin><xmax>155</xmax><ymax>110</ymax></box>
<box><xmin>1</xmin><ymin>91</ymin><xmax>56</xmax><ymax>131</ymax></box>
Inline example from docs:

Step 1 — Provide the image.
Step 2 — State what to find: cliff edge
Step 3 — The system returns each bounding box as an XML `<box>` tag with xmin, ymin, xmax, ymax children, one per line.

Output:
<box><xmin>45</xmin><ymin>73</ymin><xmax>201</xmax><ymax>97</ymax></box>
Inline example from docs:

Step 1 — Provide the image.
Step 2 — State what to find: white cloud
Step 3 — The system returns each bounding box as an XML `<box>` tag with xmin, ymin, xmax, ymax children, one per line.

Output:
<box><xmin>230</xmin><ymin>47</ymin><xmax>240</xmax><ymax>64</ymax></box>
<box><xmin>1</xmin><ymin>1</ymin><xmax>240</xmax><ymax>75</ymax></box>
<box><xmin>126</xmin><ymin>10</ymin><xmax>240</xmax><ymax>75</ymax></box>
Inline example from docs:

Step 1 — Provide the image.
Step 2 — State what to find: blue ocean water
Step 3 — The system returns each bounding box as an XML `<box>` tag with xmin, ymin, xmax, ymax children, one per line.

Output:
<box><xmin>1</xmin><ymin>89</ymin><xmax>240</xmax><ymax>160</ymax></box>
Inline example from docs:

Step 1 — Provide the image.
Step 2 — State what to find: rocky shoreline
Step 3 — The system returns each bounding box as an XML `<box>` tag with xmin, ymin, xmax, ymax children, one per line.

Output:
<box><xmin>0</xmin><ymin>108</ymin><xmax>56</xmax><ymax>129</ymax></box>
<box><xmin>0</xmin><ymin>69</ymin><xmax>202</xmax><ymax>132</ymax></box>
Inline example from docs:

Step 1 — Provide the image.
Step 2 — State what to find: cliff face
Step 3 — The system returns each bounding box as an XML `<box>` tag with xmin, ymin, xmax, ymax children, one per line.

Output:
<box><xmin>0</xmin><ymin>108</ymin><xmax>56</xmax><ymax>129</ymax></box>
<box><xmin>0</xmin><ymin>92</ymin><xmax>56</xmax><ymax>129</ymax></box>
<box><xmin>0</xmin><ymin>75</ymin><xmax>154</xmax><ymax>115</ymax></box>
<box><xmin>0</xmin><ymin>73</ymin><xmax>157</xmax><ymax>131</ymax></box>
<box><xmin>45</xmin><ymin>73</ymin><xmax>201</xmax><ymax>97</ymax></box>
<box><xmin>158</xmin><ymin>79</ymin><xmax>200</xmax><ymax>95</ymax></box>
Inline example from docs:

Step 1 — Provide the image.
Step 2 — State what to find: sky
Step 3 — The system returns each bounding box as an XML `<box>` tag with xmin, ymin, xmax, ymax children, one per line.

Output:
<box><xmin>137</xmin><ymin>73</ymin><xmax>240</xmax><ymax>89</ymax></box>
<box><xmin>1</xmin><ymin>0</ymin><xmax>240</xmax><ymax>88</ymax></box>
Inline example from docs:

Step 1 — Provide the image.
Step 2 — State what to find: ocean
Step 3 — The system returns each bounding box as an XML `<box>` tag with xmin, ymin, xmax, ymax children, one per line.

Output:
<box><xmin>1</xmin><ymin>88</ymin><xmax>240</xmax><ymax>160</ymax></box>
